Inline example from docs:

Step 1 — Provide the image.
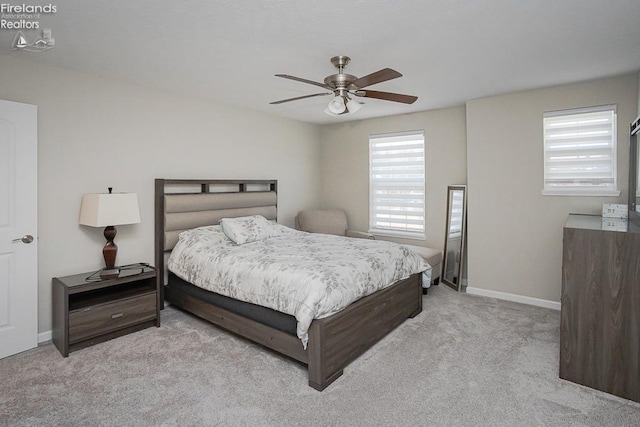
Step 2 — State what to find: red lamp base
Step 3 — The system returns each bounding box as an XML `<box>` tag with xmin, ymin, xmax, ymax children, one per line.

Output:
<box><xmin>101</xmin><ymin>225</ymin><xmax>119</xmax><ymax>278</ymax></box>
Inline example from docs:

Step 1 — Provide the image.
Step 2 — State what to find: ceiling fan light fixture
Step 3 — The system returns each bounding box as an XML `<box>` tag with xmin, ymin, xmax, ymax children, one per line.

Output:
<box><xmin>327</xmin><ymin>96</ymin><xmax>346</xmax><ymax>114</ymax></box>
<box><xmin>271</xmin><ymin>56</ymin><xmax>418</xmax><ymax>115</ymax></box>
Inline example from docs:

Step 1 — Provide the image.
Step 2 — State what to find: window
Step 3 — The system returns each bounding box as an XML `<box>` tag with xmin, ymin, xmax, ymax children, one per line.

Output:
<box><xmin>542</xmin><ymin>105</ymin><xmax>619</xmax><ymax>196</ymax></box>
<box><xmin>448</xmin><ymin>189</ymin><xmax>464</xmax><ymax>238</ymax></box>
<box><xmin>369</xmin><ymin>130</ymin><xmax>425</xmax><ymax>239</ymax></box>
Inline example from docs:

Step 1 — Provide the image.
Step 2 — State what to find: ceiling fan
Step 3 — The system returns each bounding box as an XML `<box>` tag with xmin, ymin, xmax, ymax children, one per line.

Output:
<box><xmin>270</xmin><ymin>56</ymin><xmax>418</xmax><ymax>116</ymax></box>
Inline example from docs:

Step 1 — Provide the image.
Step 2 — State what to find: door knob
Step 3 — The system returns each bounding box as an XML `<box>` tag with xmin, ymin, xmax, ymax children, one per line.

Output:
<box><xmin>12</xmin><ymin>235</ymin><xmax>34</xmax><ymax>244</ymax></box>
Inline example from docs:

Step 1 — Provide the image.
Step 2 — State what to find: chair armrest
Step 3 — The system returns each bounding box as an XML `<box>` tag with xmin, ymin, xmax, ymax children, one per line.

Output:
<box><xmin>345</xmin><ymin>229</ymin><xmax>375</xmax><ymax>239</ymax></box>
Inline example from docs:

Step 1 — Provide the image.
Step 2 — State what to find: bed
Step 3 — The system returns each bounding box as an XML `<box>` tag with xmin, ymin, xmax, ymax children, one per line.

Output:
<box><xmin>155</xmin><ymin>179</ymin><xmax>426</xmax><ymax>391</ymax></box>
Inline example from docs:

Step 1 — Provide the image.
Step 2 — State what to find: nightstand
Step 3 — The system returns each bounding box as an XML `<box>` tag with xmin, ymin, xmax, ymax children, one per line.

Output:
<box><xmin>52</xmin><ymin>265</ymin><xmax>159</xmax><ymax>357</ymax></box>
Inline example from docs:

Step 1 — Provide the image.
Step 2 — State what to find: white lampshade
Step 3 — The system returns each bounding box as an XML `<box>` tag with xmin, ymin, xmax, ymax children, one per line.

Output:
<box><xmin>79</xmin><ymin>193</ymin><xmax>141</xmax><ymax>227</ymax></box>
<box><xmin>327</xmin><ymin>96</ymin><xmax>346</xmax><ymax>114</ymax></box>
<box><xmin>346</xmin><ymin>98</ymin><xmax>362</xmax><ymax>114</ymax></box>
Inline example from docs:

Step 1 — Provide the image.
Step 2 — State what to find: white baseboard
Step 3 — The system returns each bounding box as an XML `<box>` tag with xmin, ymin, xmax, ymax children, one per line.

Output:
<box><xmin>465</xmin><ymin>286</ymin><xmax>561</xmax><ymax>311</ymax></box>
<box><xmin>38</xmin><ymin>330</ymin><xmax>52</xmax><ymax>344</ymax></box>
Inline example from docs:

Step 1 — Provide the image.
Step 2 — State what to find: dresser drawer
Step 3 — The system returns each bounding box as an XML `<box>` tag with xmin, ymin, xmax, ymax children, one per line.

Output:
<box><xmin>68</xmin><ymin>292</ymin><xmax>157</xmax><ymax>342</ymax></box>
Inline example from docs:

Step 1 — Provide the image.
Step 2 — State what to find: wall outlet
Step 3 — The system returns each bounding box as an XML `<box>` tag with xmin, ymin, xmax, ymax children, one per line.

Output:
<box><xmin>602</xmin><ymin>203</ymin><xmax>628</xmax><ymax>218</ymax></box>
<box><xmin>602</xmin><ymin>217</ymin><xmax>628</xmax><ymax>232</ymax></box>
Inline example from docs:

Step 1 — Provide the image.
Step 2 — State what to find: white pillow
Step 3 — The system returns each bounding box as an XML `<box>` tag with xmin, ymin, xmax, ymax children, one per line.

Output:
<box><xmin>178</xmin><ymin>225</ymin><xmax>227</xmax><ymax>245</ymax></box>
<box><xmin>220</xmin><ymin>215</ymin><xmax>272</xmax><ymax>245</ymax></box>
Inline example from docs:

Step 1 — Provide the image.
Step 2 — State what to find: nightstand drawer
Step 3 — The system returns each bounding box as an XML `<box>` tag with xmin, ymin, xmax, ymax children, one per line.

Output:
<box><xmin>68</xmin><ymin>292</ymin><xmax>156</xmax><ymax>342</ymax></box>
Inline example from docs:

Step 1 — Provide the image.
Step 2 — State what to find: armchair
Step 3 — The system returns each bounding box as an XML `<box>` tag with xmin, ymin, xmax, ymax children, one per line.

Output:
<box><xmin>295</xmin><ymin>209</ymin><xmax>374</xmax><ymax>239</ymax></box>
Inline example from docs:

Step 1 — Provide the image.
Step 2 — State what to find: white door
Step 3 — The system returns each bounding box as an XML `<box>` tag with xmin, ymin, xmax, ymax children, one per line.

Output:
<box><xmin>0</xmin><ymin>99</ymin><xmax>38</xmax><ymax>359</ymax></box>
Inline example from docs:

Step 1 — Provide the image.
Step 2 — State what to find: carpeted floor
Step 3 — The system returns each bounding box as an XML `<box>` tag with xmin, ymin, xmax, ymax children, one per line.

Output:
<box><xmin>1</xmin><ymin>284</ymin><xmax>639</xmax><ymax>426</ymax></box>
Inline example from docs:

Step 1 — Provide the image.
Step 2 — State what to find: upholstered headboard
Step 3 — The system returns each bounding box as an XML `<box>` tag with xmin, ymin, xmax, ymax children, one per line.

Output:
<box><xmin>154</xmin><ymin>179</ymin><xmax>277</xmax><ymax>302</ymax></box>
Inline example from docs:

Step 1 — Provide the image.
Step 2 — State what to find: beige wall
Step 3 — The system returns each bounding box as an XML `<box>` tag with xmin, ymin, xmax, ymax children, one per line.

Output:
<box><xmin>466</xmin><ymin>73</ymin><xmax>639</xmax><ymax>302</ymax></box>
<box><xmin>2</xmin><ymin>51</ymin><xmax>638</xmax><ymax>334</ymax></box>
<box><xmin>0</xmin><ymin>54</ymin><xmax>322</xmax><ymax>333</ymax></box>
<box><xmin>319</xmin><ymin>106</ymin><xmax>467</xmax><ymax>252</ymax></box>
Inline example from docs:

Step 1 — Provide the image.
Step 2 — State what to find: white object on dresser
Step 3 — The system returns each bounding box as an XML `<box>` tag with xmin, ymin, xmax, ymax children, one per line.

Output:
<box><xmin>602</xmin><ymin>203</ymin><xmax>628</xmax><ymax>218</ymax></box>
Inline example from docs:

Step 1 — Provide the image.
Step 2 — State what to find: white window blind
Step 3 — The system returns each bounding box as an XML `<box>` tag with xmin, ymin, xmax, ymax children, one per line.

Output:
<box><xmin>369</xmin><ymin>130</ymin><xmax>425</xmax><ymax>239</ymax></box>
<box><xmin>542</xmin><ymin>105</ymin><xmax>619</xmax><ymax>196</ymax></box>
<box><xmin>448</xmin><ymin>190</ymin><xmax>464</xmax><ymax>238</ymax></box>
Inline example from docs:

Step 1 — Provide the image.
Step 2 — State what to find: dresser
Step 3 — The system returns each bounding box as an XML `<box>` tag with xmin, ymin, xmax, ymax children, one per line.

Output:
<box><xmin>560</xmin><ymin>214</ymin><xmax>640</xmax><ymax>402</ymax></box>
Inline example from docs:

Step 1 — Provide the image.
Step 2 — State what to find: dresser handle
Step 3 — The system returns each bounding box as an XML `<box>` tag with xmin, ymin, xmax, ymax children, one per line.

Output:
<box><xmin>111</xmin><ymin>313</ymin><xmax>124</xmax><ymax>319</ymax></box>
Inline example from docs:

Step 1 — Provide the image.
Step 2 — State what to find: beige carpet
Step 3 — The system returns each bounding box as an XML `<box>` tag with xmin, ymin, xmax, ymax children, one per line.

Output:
<box><xmin>2</xmin><ymin>284</ymin><xmax>639</xmax><ymax>426</ymax></box>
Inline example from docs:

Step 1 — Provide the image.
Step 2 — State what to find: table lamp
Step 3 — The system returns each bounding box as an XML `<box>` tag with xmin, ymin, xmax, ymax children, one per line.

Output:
<box><xmin>79</xmin><ymin>188</ymin><xmax>141</xmax><ymax>277</ymax></box>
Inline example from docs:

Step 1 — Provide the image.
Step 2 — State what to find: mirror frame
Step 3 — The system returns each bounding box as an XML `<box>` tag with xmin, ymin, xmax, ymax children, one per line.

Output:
<box><xmin>442</xmin><ymin>185</ymin><xmax>467</xmax><ymax>292</ymax></box>
<box><xmin>629</xmin><ymin>117</ymin><xmax>640</xmax><ymax>229</ymax></box>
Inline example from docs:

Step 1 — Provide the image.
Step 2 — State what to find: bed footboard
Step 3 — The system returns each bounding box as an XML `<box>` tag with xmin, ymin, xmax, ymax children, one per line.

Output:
<box><xmin>307</xmin><ymin>273</ymin><xmax>422</xmax><ymax>391</ymax></box>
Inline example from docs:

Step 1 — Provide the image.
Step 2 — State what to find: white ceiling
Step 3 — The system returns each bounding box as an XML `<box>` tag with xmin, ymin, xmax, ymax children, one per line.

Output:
<box><xmin>1</xmin><ymin>0</ymin><xmax>639</xmax><ymax>124</ymax></box>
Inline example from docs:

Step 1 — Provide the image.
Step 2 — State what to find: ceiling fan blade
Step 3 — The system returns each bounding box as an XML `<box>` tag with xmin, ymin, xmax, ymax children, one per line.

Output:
<box><xmin>269</xmin><ymin>92</ymin><xmax>332</xmax><ymax>105</ymax></box>
<box><xmin>275</xmin><ymin>74</ymin><xmax>333</xmax><ymax>90</ymax></box>
<box><xmin>351</xmin><ymin>68</ymin><xmax>402</xmax><ymax>89</ymax></box>
<box><xmin>356</xmin><ymin>90</ymin><xmax>418</xmax><ymax>104</ymax></box>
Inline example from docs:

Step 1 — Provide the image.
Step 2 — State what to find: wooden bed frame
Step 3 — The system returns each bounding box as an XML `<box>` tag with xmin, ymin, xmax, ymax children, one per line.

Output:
<box><xmin>155</xmin><ymin>178</ymin><xmax>422</xmax><ymax>391</ymax></box>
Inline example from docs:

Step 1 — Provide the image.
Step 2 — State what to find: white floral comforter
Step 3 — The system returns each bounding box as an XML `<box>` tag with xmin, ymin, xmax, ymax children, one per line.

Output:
<box><xmin>167</xmin><ymin>224</ymin><xmax>431</xmax><ymax>347</ymax></box>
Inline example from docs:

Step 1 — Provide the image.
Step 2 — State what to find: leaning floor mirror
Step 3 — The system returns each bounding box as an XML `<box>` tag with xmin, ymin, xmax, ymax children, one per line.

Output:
<box><xmin>442</xmin><ymin>185</ymin><xmax>467</xmax><ymax>292</ymax></box>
